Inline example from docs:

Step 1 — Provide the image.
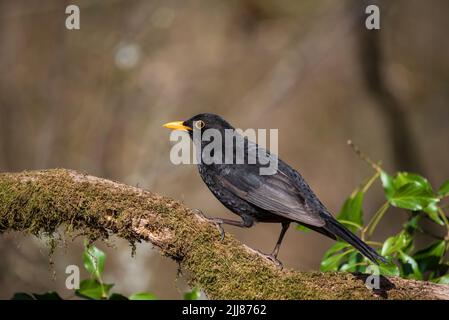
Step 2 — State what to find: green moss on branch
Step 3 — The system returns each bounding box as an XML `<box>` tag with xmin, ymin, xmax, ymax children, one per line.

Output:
<box><xmin>0</xmin><ymin>169</ymin><xmax>448</xmax><ymax>300</ymax></box>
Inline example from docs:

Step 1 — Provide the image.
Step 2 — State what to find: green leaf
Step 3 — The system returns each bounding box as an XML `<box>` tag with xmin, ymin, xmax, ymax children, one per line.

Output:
<box><xmin>339</xmin><ymin>263</ymin><xmax>357</xmax><ymax>272</ymax></box>
<box><xmin>339</xmin><ymin>251</ymin><xmax>363</xmax><ymax>272</ymax></box>
<box><xmin>380</xmin><ymin>171</ymin><xmax>395</xmax><ymax>198</ymax></box>
<box><xmin>109</xmin><ymin>293</ymin><xmax>129</xmax><ymax>300</ymax></box>
<box><xmin>388</xmin><ymin>183</ymin><xmax>439</xmax><ymax>211</ymax></box>
<box><xmin>76</xmin><ymin>279</ymin><xmax>113</xmax><ymax>300</ymax></box>
<box><xmin>129</xmin><ymin>292</ymin><xmax>157</xmax><ymax>300</ymax></box>
<box><xmin>399</xmin><ymin>251</ymin><xmax>422</xmax><ymax>280</ymax></box>
<box><xmin>322</xmin><ymin>242</ymin><xmax>351</xmax><ymax>259</ymax></box>
<box><xmin>83</xmin><ymin>243</ymin><xmax>106</xmax><ymax>279</ymax></box>
<box><xmin>433</xmin><ymin>274</ymin><xmax>449</xmax><ymax>284</ymax></box>
<box><xmin>413</xmin><ymin>240</ymin><xmax>446</xmax><ymax>274</ymax></box>
<box><xmin>320</xmin><ymin>251</ymin><xmax>353</xmax><ymax>272</ymax></box>
<box><xmin>337</xmin><ymin>191</ymin><xmax>364</xmax><ymax>231</ymax></box>
<box><xmin>381</xmin><ymin>232</ymin><xmax>411</xmax><ymax>256</ymax></box>
<box><xmin>378</xmin><ymin>262</ymin><xmax>400</xmax><ymax>277</ymax></box>
<box><xmin>296</xmin><ymin>224</ymin><xmax>311</xmax><ymax>233</ymax></box>
<box><xmin>381</xmin><ymin>237</ymin><xmax>396</xmax><ymax>256</ymax></box>
<box><xmin>403</xmin><ymin>215</ymin><xmax>421</xmax><ymax>233</ymax></box>
<box><xmin>381</xmin><ymin>172</ymin><xmax>439</xmax><ymax>211</ymax></box>
<box><xmin>32</xmin><ymin>292</ymin><xmax>63</xmax><ymax>300</ymax></box>
<box><xmin>423</xmin><ymin>203</ymin><xmax>445</xmax><ymax>226</ymax></box>
<box><xmin>394</xmin><ymin>172</ymin><xmax>433</xmax><ymax>191</ymax></box>
<box><xmin>11</xmin><ymin>293</ymin><xmax>35</xmax><ymax>300</ymax></box>
<box><xmin>11</xmin><ymin>292</ymin><xmax>64</xmax><ymax>300</ymax></box>
<box><xmin>438</xmin><ymin>180</ymin><xmax>449</xmax><ymax>197</ymax></box>
<box><xmin>414</xmin><ymin>240</ymin><xmax>446</xmax><ymax>260</ymax></box>
<box><xmin>184</xmin><ymin>288</ymin><xmax>201</xmax><ymax>300</ymax></box>
<box><xmin>320</xmin><ymin>242</ymin><xmax>354</xmax><ymax>272</ymax></box>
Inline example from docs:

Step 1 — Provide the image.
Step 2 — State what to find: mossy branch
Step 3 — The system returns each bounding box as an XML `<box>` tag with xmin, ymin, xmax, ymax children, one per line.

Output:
<box><xmin>0</xmin><ymin>169</ymin><xmax>448</xmax><ymax>300</ymax></box>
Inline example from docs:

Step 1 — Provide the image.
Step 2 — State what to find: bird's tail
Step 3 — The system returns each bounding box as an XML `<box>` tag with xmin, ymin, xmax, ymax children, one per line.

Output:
<box><xmin>325</xmin><ymin>218</ymin><xmax>387</xmax><ymax>265</ymax></box>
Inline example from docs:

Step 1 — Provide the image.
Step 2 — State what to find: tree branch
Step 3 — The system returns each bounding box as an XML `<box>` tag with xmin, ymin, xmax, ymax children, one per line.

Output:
<box><xmin>0</xmin><ymin>169</ymin><xmax>448</xmax><ymax>299</ymax></box>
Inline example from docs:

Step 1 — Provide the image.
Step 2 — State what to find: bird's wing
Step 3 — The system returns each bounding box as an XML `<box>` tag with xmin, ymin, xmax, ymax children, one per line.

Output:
<box><xmin>216</xmin><ymin>167</ymin><xmax>325</xmax><ymax>227</ymax></box>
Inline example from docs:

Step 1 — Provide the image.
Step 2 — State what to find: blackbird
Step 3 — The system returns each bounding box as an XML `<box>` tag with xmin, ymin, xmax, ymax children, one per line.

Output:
<box><xmin>163</xmin><ymin>113</ymin><xmax>386</xmax><ymax>267</ymax></box>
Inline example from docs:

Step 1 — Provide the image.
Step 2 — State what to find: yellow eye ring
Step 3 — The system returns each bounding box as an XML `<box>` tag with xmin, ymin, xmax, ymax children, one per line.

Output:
<box><xmin>195</xmin><ymin>120</ymin><xmax>205</xmax><ymax>129</ymax></box>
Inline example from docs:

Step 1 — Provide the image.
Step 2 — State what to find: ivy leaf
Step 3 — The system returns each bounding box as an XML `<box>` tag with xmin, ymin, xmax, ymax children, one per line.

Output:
<box><xmin>76</xmin><ymin>279</ymin><xmax>113</xmax><ymax>300</ymax></box>
<box><xmin>32</xmin><ymin>292</ymin><xmax>63</xmax><ymax>300</ymax></box>
<box><xmin>11</xmin><ymin>293</ymin><xmax>35</xmax><ymax>300</ymax></box>
<box><xmin>381</xmin><ymin>236</ymin><xmax>396</xmax><ymax>256</ymax></box>
<box><xmin>320</xmin><ymin>242</ymin><xmax>353</xmax><ymax>272</ymax></box>
<box><xmin>184</xmin><ymin>288</ymin><xmax>201</xmax><ymax>300</ymax></box>
<box><xmin>433</xmin><ymin>275</ymin><xmax>449</xmax><ymax>284</ymax></box>
<box><xmin>296</xmin><ymin>224</ymin><xmax>311</xmax><ymax>233</ymax></box>
<box><xmin>423</xmin><ymin>203</ymin><xmax>445</xmax><ymax>226</ymax></box>
<box><xmin>399</xmin><ymin>252</ymin><xmax>422</xmax><ymax>280</ymax></box>
<box><xmin>129</xmin><ymin>292</ymin><xmax>157</xmax><ymax>300</ymax></box>
<box><xmin>381</xmin><ymin>172</ymin><xmax>439</xmax><ymax>211</ymax></box>
<box><xmin>339</xmin><ymin>251</ymin><xmax>363</xmax><ymax>272</ymax></box>
<box><xmin>403</xmin><ymin>215</ymin><xmax>421</xmax><ymax>233</ymax></box>
<box><xmin>83</xmin><ymin>243</ymin><xmax>106</xmax><ymax>279</ymax></box>
<box><xmin>322</xmin><ymin>242</ymin><xmax>351</xmax><ymax>259</ymax></box>
<box><xmin>438</xmin><ymin>180</ymin><xmax>449</xmax><ymax>197</ymax></box>
<box><xmin>381</xmin><ymin>232</ymin><xmax>411</xmax><ymax>256</ymax></box>
<box><xmin>413</xmin><ymin>240</ymin><xmax>446</xmax><ymax>274</ymax></box>
<box><xmin>321</xmin><ymin>251</ymin><xmax>353</xmax><ymax>272</ymax></box>
<box><xmin>109</xmin><ymin>293</ymin><xmax>129</xmax><ymax>300</ymax></box>
<box><xmin>388</xmin><ymin>183</ymin><xmax>439</xmax><ymax>211</ymax></box>
<box><xmin>378</xmin><ymin>262</ymin><xmax>400</xmax><ymax>277</ymax></box>
<box><xmin>11</xmin><ymin>292</ymin><xmax>64</xmax><ymax>300</ymax></box>
<box><xmin>394</xmin><ymin>172</ymin><xmax>433</xmax><ymax>192</ymax></box>
<box><xmin>337</xmin><ymin>191</ymin><xmax>364</xmax><ymax>232</ymax></box>
<box><xmin>380</xmin><ymin>171</ymin><xmax>395</xmax><ymax>198</ymax></box>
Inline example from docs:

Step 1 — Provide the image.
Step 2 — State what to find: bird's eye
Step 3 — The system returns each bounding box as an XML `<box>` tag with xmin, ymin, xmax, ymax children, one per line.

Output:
<box><xmin>195</xmin><ymin>120</ymin><xmax>205</xmax><ymax>129</ymax></box>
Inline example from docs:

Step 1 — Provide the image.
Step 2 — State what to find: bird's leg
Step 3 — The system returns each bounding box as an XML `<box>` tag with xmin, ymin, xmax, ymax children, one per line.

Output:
<box><xmin>271</xmin><ymin>222</ymin><xmax>290</xmax><ymax>258</ymax></box>
<box><xmin>257</xmin><ymin>222</ymin><xmax>290</xmax><ymax>269</ymax></box>
<box><xmin>193</xmin><ymin>209</ymin><xmax>253</xmax><ymax>241</ymax></box>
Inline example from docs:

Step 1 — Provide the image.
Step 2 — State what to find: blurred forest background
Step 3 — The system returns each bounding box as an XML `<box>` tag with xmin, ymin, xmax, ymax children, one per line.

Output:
<box><xmin>1</xmin><ymin>0</ymin><xmax>448</xmax><ymax>299</ymax></box>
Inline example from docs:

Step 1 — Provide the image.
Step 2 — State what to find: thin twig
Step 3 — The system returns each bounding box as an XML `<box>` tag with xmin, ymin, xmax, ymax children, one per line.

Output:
<box><xmin>347</xmin><ymin>140</ymin><xmax>382</xmax><ymax>172</ymax></box>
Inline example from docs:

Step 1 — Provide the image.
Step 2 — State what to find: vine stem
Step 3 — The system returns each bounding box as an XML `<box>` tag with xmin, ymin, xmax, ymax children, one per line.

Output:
<box><xmin>85</xmin><ymin>246</ymin><xmax>108</xmax><ymax>299</ymax></box>
<box><xmin>362</xmin><ymin>201</ymin><xmax>390</xmax><ymax>241</ymax></box>
<box><xmin>366</xmin><ymin>241</ymin><xmax>383</xmax><ymax>247</ymax></box>
<box><xmin>347</xmin><ymin>141</ymin><xmax>391</xmax><ymax>241</ymax></box>
<box><xmin>338</xmin><ymin>220</ymin><xmax>363</xmax><ymax>230</ymax></box>
<box><xmin>347</xmin><ymin>140</ymin><xmax>382</xmax><ymax>173</ymax></box>
<box><xmin>361</xmin><ymin>171</ymin><xmax>380</xmax><ymax>193</ymax></box>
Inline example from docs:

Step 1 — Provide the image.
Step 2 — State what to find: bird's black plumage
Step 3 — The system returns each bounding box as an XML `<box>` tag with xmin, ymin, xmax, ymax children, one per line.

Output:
<box><xmin>165</xmin><ymin>113</ymin><xmax>386</xmax><ymax>266</ymax></box>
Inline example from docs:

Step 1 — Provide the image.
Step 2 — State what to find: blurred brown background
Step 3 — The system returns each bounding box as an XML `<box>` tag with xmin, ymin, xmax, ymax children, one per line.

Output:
<box><xmin>1</xmin><ymin>0</ymin><xmax>448</xmax><ymax>299</ymax></box>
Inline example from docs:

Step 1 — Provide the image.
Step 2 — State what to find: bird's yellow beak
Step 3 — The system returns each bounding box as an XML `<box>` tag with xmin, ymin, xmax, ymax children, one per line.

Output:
<box><xmin>162</xmin><ymin>121</ymin><xmax>192</xmax><ymax>131</ymax></box>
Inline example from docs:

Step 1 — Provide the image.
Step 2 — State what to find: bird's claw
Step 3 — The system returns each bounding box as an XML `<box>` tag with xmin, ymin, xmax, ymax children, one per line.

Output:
<box><xmin>193</xmin><ymin>209</ymin><xmax>225</xmax><ymax>241</ymax></box>
<box><xmin>266</xmin><ymin>255</ymin><xmax>283</xmax><ymax>270</ymax></box>
<box><xmin>193</xmin><ymin>208</ymin><xmax>206</xmax><ymax>220</ymax></box>
<box><xmin>215</xmin><ymin>223</ymin><xmax>225</xmax><ymax>241</ymax></box>
<box><xmin>255</xmin><ymin>250</ymin><xmax>284</xmax><ymax>270</ymax></box>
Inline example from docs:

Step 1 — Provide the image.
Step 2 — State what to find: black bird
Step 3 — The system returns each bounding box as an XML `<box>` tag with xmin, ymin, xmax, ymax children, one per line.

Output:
<box><xmin>163</xmin><ymin>113</ymin><xmax>386</xmax><ymax>267</ymax></box>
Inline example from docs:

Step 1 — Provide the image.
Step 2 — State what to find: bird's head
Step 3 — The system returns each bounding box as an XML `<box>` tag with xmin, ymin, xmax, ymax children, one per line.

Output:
<box><xmin>163</xmin><ymin>113</ymin><xmax>233</xmax><ymax>136</ymax></box>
